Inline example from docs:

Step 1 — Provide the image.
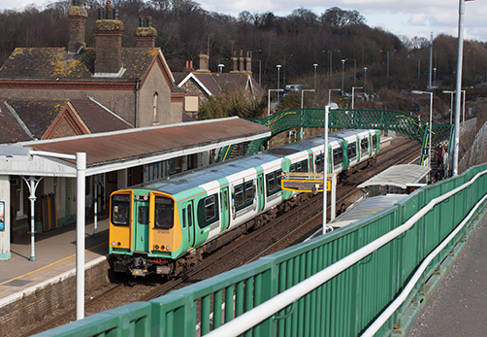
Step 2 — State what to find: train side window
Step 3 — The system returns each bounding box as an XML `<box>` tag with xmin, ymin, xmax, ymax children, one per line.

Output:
<box><xmin>205</xmin><ymin>195</ymin><xmax>216</xmax><ymax>221</ymax></box>
<box><xmin>111</xmin><ymin>194</ymin><xmax>130</xmax><ymax>226</ymax></box>
<box><xmin>266</xmin><ymin>173</ymin><xmax>275</xmax><ymax>193</ymax></box>
<box><xmin>138</xmin><ymin>206</ymin><xmax>149</xmax><ymax>225</ymax></box>
<box><xmin>299</xmin><ymin>159</ymin><xmax>308</xmax><ymax>172</ymax></box>
<box><xmin>361</xmin><ymin>138</ymin><xmax>368</xmax><ymax>151</ymax></box>
<box><xmin>182</xmin><ymin>208</ymin><xmax>187</xmax><ymax>228</ymax></box>
<box><xmin>372</xmin><ymin>135</ymin><xmax>377</xmax><ymax>151</ymax></box>
<box><xmin>348</xmin><ymin>143</ymin><xmax>357</xmax><ymax>159</ymax></box>
<box><xmin>333</xmin><ymin>148</ymin><xmax>343</xmax><ymax>167</ymax></box>
<box><xmin>245</xmin><ymin>181</ymin><xmax>254</xmax><ymax>203</ymax></box>
<box><xmin>154</xmin><ymin>196</ymin><xmax>174</xmax><ymax>229</ymax></box>
<box><xmin>234</xmin><ymin>184</ymin><xmax>244</xmax><ymax>209</ymax></box>
<box><xmin>315</xmin><ymin>154</ymin><xmax>324</xmax><ymax>172</ymax></box>
<box><xmin>266</xmin><ymin>169</ymin><xmax>282</xmax><ymax>196</ymax></box>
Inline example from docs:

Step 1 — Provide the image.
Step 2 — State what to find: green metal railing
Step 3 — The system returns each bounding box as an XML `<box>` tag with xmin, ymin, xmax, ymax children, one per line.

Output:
<box><xmin>36</xmin><ymin>162</ymin><xmax>487</xmax><ymax>337</ymax></box>
<box><xmin>245</xmin><ymin>109</ymin><xmax>453</xmax><ymax>166</ymax></box>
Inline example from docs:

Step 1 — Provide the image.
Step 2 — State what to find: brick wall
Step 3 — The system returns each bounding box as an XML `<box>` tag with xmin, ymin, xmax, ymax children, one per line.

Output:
<box><xmin>0</xmin><ymin>260</ymin><xmax>110</xmax><ymax>337</ymax></box>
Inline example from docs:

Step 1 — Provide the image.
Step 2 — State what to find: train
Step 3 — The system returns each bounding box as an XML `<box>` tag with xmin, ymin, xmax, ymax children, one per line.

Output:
<box><xmin>108</xmin><ymin>129</ymin><xmax>381</xmax><ymax>277</ymax></box>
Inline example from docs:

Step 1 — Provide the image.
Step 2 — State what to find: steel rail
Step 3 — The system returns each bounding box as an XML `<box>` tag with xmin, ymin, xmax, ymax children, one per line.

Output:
<box><xmin>202</xmin><ymin>168</ymin><xmax>487</xmax><ymax>337</ymax></box>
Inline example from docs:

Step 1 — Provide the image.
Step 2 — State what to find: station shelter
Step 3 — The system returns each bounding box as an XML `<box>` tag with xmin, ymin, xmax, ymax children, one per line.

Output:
<box><xmin>0</xmin><ymin>117</ymin><xmax>270</xmax><ymax>260</ymax></box>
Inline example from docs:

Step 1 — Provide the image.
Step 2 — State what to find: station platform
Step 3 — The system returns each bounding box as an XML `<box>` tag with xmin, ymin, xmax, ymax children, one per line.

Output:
<box><xmin>0</xmin><ymin>218</ymin><xmax>109</xmax><ymax>310</ymax></box>
<box><xmin>408</xmin><ymin>211</ymin><xmax>487</xmax><ymax>337</ymax></box>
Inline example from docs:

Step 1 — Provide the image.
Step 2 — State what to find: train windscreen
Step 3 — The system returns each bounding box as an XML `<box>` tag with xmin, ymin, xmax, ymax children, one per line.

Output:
<box><xmin>155</xmin><ymin>196</ymin><xmax>174</xmax><ymax>229</ymax></box>
<box><xmin>111</xmin><ymin>194</ymin><xmax>130</xmax><ymax>226</ymax></box>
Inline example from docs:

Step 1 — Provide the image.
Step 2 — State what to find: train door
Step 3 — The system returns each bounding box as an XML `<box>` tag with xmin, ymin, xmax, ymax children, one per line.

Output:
<box><xmin>220</xmin><ymin>187</ymin><xmax>230</xmax><ymax>231</ymax></box>
<box><xmin>257</xmin><ymin>173</ymin><xmax>265</xmax><ymax>212</ymax></box>
<box><xmin>182</xmin><ymin>201</ymin><xmax>195</xmax><ymax>247</ymax></box>
<box><xmin>134</xmin><ymin>198</ymin><xmax>149</xmax><ymax>252</ymax></box>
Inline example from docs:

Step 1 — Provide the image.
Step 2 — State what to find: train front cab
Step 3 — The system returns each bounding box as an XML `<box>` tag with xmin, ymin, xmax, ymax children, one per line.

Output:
<box><xmin>109</xmin><ymin>189</ymin><xmax>183</xmax><ymax>276</ymax></box>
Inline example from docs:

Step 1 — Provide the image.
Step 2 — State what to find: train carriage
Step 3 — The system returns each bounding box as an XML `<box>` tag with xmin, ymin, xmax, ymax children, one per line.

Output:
<box><xmin>109</xmin><ymin>130</ymin><xmax>381</xmax><ymax>278</ymax></box>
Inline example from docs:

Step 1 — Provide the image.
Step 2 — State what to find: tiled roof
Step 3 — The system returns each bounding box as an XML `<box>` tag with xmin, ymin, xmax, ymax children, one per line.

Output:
<box><xmin>0</xmin><ymin>47</ymin><xmax>160</xmax><ymax>81</ymax></box>
<box><xmin>3</xmin><ymin>98</ymin><xmax>67</xmax><ymax>139</ymax></box>
<box><xmin>0</xmin><ymin>101</ymin><xmax>32</xmax><ymax>144</ymax></box>
<box><xmin>69</xmin><ymin>99</ymin><xmax>132</xmax><ymax>132</ymax></box>
<box><xmin>178</xmin><ymin>72</ymin><xmax>265</xmax><ymax>99</ymax></box>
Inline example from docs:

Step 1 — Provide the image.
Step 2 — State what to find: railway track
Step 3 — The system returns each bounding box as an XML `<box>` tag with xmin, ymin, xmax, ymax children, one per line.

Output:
<box><xmin>23</xmin><ymin>136</ymin><xmax>420</xmax><ymax>336</ymax></box>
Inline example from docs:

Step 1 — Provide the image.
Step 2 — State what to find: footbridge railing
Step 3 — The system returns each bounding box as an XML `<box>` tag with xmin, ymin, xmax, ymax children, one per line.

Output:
<box><xmin>243</xmin><ymin>108</ymin><xmax>453</xmax><ymax>166</ymax></box>
<box><xmin>37</xmin><ymin>162</ymin><xmax>487</xmax><ymax>337</ymax></box>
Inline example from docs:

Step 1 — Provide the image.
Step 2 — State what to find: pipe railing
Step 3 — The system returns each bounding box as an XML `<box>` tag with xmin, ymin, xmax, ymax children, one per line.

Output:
<box><xmin>203</xmin><ymin>168</ymin><xmax>487</xmax><ymax>337</ymax></box>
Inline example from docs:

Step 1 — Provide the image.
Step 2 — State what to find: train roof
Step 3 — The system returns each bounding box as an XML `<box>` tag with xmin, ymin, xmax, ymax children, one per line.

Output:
<box><xmin>331</xmin><ymin>194</ymin><xmax>408</xmax><ymax>228</ymax></box>
<box><xmin>267</xmin><ymin>136</ymin><xmax>341</xmax><ymax>156</ymax></box>
<box><xmin>357</xmin><ymin>164</ymin><xmax>430</xmax><ymax>189</ymax></box>
<box><xmin>332</xmin><ymin>129</ymin><xmax>370</xmax><ymax>139</ymax></box>
<box><xmin>144</xmin><ymin>153</ymin><xmax>280</xmax><ymax>194</ymax></box>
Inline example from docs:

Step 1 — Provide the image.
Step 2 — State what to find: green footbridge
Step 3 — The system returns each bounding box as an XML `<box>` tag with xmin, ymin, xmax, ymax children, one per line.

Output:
<box><xmin>218</xmin><ymin>108</ymin><xmax>453</xmax><ymax>166</ymax></box>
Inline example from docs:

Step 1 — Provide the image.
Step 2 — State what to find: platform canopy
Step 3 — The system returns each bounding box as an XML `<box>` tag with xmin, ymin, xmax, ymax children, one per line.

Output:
<box><xmin>332</xmin><ymin>194</ymin><xmax>409</xmax><ymax>228</ymax></box>
<box><xmin>0</xmin><ymin>117</ymin><xmax>270</xmax><ymax>177</ymax></box>
<box><xmin>358</xmin><ymin>164</ymin><xmax>430</xmax><ymax>190</ymax></box>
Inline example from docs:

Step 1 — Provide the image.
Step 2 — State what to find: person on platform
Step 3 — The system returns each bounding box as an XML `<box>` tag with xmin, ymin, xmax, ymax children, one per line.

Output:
<box><xmin>336</xmin><ymin>203</ymin><xmax>346</xmax><ymax>217</ymax></box>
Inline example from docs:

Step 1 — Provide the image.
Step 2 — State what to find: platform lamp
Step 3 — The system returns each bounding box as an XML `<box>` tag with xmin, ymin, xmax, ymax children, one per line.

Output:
<box><xmin>276</xmin><ymin>64</ymin><xmax>282</xmax><ymax>102</ymax></box>
<box><xmin>453</xmin><ymin>0</ymin><xmax>475</xmax><ymax>176</ymax></box>
<box><xmin>412</xmin><ymin>90</ymin><xmax>433</xmax><ymax>170</ymax></box>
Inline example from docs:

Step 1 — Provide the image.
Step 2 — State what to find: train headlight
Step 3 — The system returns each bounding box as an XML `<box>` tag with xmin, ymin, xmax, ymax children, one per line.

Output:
<box><xmin>166</xmin><ymin>245</ymin><xmax>171</xmax><ymax>250</ymax></box>
<box><xmin>112</xmin><ymin>241</ymin><xmax>117</xmax><ymax>246</ymax></box>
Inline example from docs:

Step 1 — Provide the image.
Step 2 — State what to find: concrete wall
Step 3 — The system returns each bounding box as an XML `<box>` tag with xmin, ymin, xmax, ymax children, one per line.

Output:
<box><xmin>139</xmin><ymin>62</ymin><xmax>181</xmax><ymax>126</ymax></box>
<box><xmin>0</xmin><ymin>176</ymin><xmax>10</xmax><ymax>260</ymax></box>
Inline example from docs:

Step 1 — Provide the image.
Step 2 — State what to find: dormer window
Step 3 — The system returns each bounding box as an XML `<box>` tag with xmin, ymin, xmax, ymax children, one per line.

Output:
<box><xmin>152</xmin><ymin>92</ymin><xmax>158</xmax><ymax>123</ymax></box>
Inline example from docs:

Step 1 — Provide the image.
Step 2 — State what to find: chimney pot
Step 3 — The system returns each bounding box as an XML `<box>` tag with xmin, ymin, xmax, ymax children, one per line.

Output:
<box><xmin>198</xmin><ymin>53</ymin><xmax>210</xmax><ymax>72</ymax></box>
<box><xmin>95</xmin><ymin>2</ymin><xmax>124</xmax><ymax>74</ymax></box>
<box><xmin>67</xmin><ymin>0</ymin><xmax>88</xmax><ymax>53</ymax></box>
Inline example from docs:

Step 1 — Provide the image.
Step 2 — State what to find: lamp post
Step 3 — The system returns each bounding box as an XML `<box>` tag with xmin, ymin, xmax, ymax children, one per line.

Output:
<box><xmin>412</xmin><ymin>90</ymin><xmax>434</xmax><ymax>170</ymax></box>
<box><xmin>462</xmin><ymin>89</ymin><xmax>466</xmax><ymax>123</ymax></box>
<box><xmin>328</xmin><ymin>88</ymin><xmax>341</xmax><ymax>105</ymax></box>
<box><xmin>313</xmin><ymin>63</ymin><xmax>318</xmax><ymax>90</ymax></box>
<box><xmin>443</xmin><ymin>90</ymin><xmax>455</xmax><ymax>124</ymax></box>
<box><xmin>363</xmin><ymin>66</ymin><xmax>368</xmax><ymax>87</ymax></box>
<box><xmin>276</xmin><ymin>64</ymin><xmax>282</xmax><ymax>102</ymax></box>
<box><xmin>267</xmin><ymin>89</ymin><xmax>284</xmax><ymax>116</ymax></box>
<box><xmin>351</xmin><ymin>86</ymin><xmax>363</xmax><ymax>109</ymax></box>
<box><xmin>351</xmin><ymin>59</ymin><xmax>357</xmax><ymax>84</ymax></box>
<box><xmin>322</xmin><ymin>105</ymin><xmax>330</xmax><ymax>234</ymax></box>
<box><xmin>341</xmin><ymin>59</ymin><xmax>346</xmax><ymax>93</ymax></box>
<box><xmin>433</xmin><ymin>67</ymin><xmax>437</xmax><ymax>87</ymax></box>
<box><xmin>300</xmin><ymin>89</ymin><xmax>315</xmax><ymax>140</ymax></box>
<box><xmin>328</xmin><ymin>51</ymin><xmax>333</xmax><ymax>80</ymax></box>
<box><xmin>453</xmin><ymin>0</ymin><xmax>474</xmax><ymax>176</ymax></box>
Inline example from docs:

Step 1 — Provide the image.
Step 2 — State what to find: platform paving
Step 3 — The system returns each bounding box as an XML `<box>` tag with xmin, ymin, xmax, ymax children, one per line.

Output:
<box><xmin>408</xmin><ymin>212</ymin><xmax>487</xmax><ymax>337</ymax></box>
<box><xmin>0</xmin><ymin>218</ymin><xmax>109</xmax><ymax>308</ymax></box>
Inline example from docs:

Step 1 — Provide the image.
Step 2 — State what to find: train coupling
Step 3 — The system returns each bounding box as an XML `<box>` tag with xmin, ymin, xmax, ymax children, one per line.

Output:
<box><xmin>130</xmin><ymin>268</ymin><xmax>149</xmax><ymax>277</ymax></box>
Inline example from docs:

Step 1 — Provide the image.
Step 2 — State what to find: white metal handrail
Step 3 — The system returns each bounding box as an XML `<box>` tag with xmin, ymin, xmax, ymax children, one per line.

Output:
<box><xmin>203</xmin><ymin>168</ymin><xmax>487</xmax><ymax>337</ymax></box>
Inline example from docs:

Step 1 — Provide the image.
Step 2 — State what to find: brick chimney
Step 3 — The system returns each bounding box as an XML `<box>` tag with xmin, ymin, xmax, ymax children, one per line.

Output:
<box><xmin>239</xmin><ymin>49</ymin><xmax>245</xmax><ymax>72</ymax></box>
<box><xmin>136</xmin><ymin>16</ymin><xmax>157</xmax><ymax>48</ymax></box>
<box><xmin>198</xmin><ymin>53</ymin><xmax>209</xmax><ymax>72</ymax></box>
<box><xmin>67</xmin><ymin>0</ymin><xmax>88</xmax><ymax>53</ymax></box>
<box><xmin>245</xmin><ymin>51</ymin><xmax>252</xmax><ymax>74</ymax></box>
<box><xmin>231</xmin><ymin>50</ymin><xmax>238</xmax><ymax>73</ymax></box>
<box><xmin>95</xmin><ymin>1</ymin><xmax>124</xmax><ymax>74</ymax></box>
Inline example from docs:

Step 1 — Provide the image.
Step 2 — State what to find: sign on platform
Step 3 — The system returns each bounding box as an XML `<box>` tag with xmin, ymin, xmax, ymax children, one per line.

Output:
<box><xmin>281</xmin><ymin>172</ymin><xmax>332</xmax><ymax>193</ymax></box>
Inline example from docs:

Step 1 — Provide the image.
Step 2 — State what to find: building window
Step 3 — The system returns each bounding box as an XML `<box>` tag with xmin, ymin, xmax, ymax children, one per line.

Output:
<box><xmin>152</xmin><ymin>92</ymin><xmax>159</xmax><ymax>123</ymax></box>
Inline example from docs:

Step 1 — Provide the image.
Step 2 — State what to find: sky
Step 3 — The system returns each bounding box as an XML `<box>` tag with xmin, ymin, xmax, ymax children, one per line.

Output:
<box><xmin>1</xmin><ymin>0</ymin><xmax>485</xmax><ymax>42</ymax></box>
